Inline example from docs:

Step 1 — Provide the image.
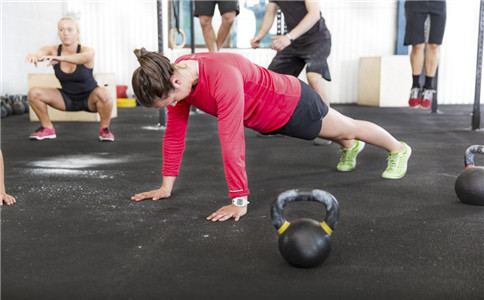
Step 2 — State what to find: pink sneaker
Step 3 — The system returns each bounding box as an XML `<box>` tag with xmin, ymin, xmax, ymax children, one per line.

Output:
<box><xmin>29</xmin><ymin>126</ymin><xmax>56</xmax><ymax>140</ymax></box>
<box><xmin>99</xmin><ymin>127</ymin><xmax>115</xmax><ymax>142</ymax></box>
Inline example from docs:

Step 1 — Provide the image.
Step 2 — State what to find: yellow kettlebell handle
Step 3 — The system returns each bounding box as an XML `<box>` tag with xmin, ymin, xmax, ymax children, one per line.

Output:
<box><xmin>278</xmin><ymin>220</ymin><xmax>333</xmax><ymax>236</ymax></box>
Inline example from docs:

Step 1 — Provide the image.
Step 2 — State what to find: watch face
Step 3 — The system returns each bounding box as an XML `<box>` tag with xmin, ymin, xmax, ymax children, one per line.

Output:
<box><xmin>233</xmin><ymin>197</ymin><xmax>247</xmax><ymax>206</ymax></box>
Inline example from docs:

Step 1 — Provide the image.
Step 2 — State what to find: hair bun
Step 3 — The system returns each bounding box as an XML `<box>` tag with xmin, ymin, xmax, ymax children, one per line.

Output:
<box><xmin>133</xmin><ymin>47</ymin><xmax>149</xmax><ymax>60</ymax></box>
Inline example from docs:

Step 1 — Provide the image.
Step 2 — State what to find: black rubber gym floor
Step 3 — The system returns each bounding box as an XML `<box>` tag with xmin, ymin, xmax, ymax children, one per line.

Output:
<box><xmin>1</xmin><ymin>104</ymin><xmax>483</xmax><ymax>300</ymax></box>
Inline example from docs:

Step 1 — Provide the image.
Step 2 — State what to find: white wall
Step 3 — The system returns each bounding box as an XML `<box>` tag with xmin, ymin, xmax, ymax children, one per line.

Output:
<box><xmin>319</xmin><ymin>0</ymin><xmax>482</xmax><ymax>105</ymax></box>
<box><xmin>1</xmin><ymin>1</ymin><xmax>64</xmax><ymax>94</ymax></box>
<box><xmin>166</xmin><ymin>0</ymin><xmax>397</xmax><ymax>104</ymax></box>
<box><xmin>439</xmin><ymin>0</ymin><xmax>481</xmax><ymax>104</ymax></box>
<box><xmin>321</xmin><ymin>0</ymin><xmax>398</xmax><ymax>103</ymax></box>
<box><xmin>65</xmin><ymin>0</ymin><xmax>158</xmax><ymax>96</ymax></box>
<box><xmin>1</xmin><ymin>0</ymin><xmax>483</xmax><ymax>105</ymax></box>
<box><xmin>1</xmin><ymin>0</ymin><xmax>158</xmax><ymax>96</ymax></box>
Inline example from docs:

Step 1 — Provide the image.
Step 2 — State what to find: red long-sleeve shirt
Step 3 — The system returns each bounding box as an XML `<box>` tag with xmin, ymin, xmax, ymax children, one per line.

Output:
<box><xmin>162</xmin><ymin>53</ymin><xmax>301</xmax><ymax>198</ymax></box>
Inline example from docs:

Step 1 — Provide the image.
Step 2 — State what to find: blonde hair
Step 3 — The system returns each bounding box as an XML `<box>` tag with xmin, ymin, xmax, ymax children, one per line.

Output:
<box><xmin>58</xmin><ymin>16</ymin><xmax>80</xmax><ymax>43</ymax></box>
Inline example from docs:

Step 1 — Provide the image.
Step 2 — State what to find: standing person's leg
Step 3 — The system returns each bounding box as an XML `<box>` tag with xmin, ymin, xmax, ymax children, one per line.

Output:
<box><xmin>420</xmin><ymin>43</ymin><xmax>439</xmax><ymax>108</ymax></box>
<box><xmin>199</xmin><ymin>16</ymin><xmax>217</xmax><ymax>52</ymax></box>
<box><xmin>304</xmin><ymin>38</ymin><xmax>332</xmax><ymax>107</ymax></box>
<box><xmin>424</xmin><ymin>0</ymin><xmax>446</xmax><ymax>83</ymax></box>
<box><xmin>404</xmin><ymin>1</ymin><xmax>428</xmax><ymax>107</ymax></box>
<box><xmin>408</xmin><ymin>43</ymin><xmax>426</xmax><ymax>107</ymax></box>
<box><xmin>306</xmin><ymin>72</ymin><xmax>332</xmax><ymax>145</ymax></box>
<box><xmin>27</xmin><ymin>87</ymin><xmax>65</xmax><ymax>140</ymax></box>
<box><xmin>216</xmin><ymin>11</ymin><xmax>236</xmax><ymax>50</ymax></box>
<box><xmin>215</xmin><ymin>0</ymin><xmax>239</xmax><ymax>50</ymax></box>
<box><xmin>306</xmin><ymin>73</ymin><xmax>329</xmax><ymax>106</ymax></box>
<box><xmin>421</xmin><ymin>1</ymin><xmax>446</xmax><ymax>108</ymax></box>
<box><xmin>87</xmin><ymin>87</ymin><xmax>115</xmax><ymax>141</ymax></box>
<box><xmin>410</xmin><ymin>43</ymin><xmax>426</xmax><ymax>79</ymax></box>
<box><xmin>194</xmin><ymin>1</ymin><xmax>217</xmax><ymax>52</ymax></box>
<box><xmin>423</xmin><ymin>43</ymin><xmax>440</xmax><ymax>78</ymax></box>
<box><xmin>303</xmin><ymin>39</ymin><xmax>332</xmax><ymax>145</ymax></box>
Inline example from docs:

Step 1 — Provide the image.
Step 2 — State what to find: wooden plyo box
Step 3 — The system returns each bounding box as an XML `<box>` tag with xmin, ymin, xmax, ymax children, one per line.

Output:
<box><xmin>357</xmin><ymin>56</ymin><xmax>412</xmax><ymax>107</ymax></box>
<box><xmin>28</xmin><ymin>73</ymin><xmax>118</xmax><ymax>121</ymax></box>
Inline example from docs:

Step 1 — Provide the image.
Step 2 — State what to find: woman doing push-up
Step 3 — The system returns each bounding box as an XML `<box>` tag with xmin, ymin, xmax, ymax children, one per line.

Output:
<box><xmin>130</xmin><ymin>48</ymin><xmax>411</xmax><ymax>222</ymax></box>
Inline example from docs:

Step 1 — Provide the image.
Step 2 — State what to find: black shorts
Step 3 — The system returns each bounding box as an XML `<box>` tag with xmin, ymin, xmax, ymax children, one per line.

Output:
<box><xmin>194</xmin><ymin>0</ymin><xmax>239</xmax><ymax>17</ymax></box>
<box><xmin>404</xmin><ymin>0</ymin><xmax>446</xmax><ymax>45</ymax></box>
<box><xmin>59</xmin><ymin>89</ymin><xmax>94</xmax><ymax>112</ymax></box>
<box><xmin>268</xmin><ymin>38</ymin><xmax>331</xmax><ymax>81</ymax></box>
<box><xmin>265</xmin><ymin>80</ymin><xmax>329</xmax><ymax>140</ymax></box>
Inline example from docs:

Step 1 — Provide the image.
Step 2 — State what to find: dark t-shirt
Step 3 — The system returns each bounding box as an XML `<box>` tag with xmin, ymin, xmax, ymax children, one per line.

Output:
<box><xmin>270</xmin><ymin>0</ymin><xmax>331</xmax><ymax>47</ymax></box>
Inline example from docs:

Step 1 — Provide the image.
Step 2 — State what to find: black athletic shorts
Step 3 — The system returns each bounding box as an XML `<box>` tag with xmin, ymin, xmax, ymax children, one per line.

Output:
<box><xmin>59</xmin><ymin>89</ymin><xmax>95</xmax><ymax>112</ymax></box>
<box><xmin>404</xmin><ymin>0</ymin><xmax>446</xmax><ymax>45</ymax></box>
<box><xmin>194</xmin><ymin>0</ymin><xmax>239</xmax><ymax>17</ymax></box>
<box><xmin>268</xmin><ymin>38</ymin><xmax>331</xmax><ymax>81</ymax></box>
<box><xmin>264</xmin><ymin>80</ymin><xmax>329</xmax><ymax>140</ymax></box>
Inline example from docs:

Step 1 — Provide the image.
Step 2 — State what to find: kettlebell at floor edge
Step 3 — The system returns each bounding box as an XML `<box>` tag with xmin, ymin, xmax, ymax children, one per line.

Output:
<box><xmin>11</xmin><ymin>95</ymin><xmax>25</xmax><ymax>115</ymax></box>
<box><xmin>271</xmin><ymin>189</ymin><xmax>340</xmax><ymax>268</ymax></box>
<box><xmin>455</xmin><ymin>145</ymin><xmax>484</xmax><ymax>206</ymax></box>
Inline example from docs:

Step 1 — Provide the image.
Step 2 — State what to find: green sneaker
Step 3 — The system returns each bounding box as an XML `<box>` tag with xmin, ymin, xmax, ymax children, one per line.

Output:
<box><xmin>337</xmin><ymin>140</ymin><xmax>365</xmax><ymax>172</ymax></box>
<box><xmin>382</xmin><ymin>142</ymin><xmax>412</xmax><ymax>179</ymax></box>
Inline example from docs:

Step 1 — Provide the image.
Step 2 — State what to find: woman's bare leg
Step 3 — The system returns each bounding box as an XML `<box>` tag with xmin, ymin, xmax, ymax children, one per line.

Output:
<box><xmin>318</xmin><ymin>107</ymin><xmax>404</xmax><ymax>153</ymax></box>
<box><xmin>87</xmin><ymin>87</ymin><xmax>113</xmax><ymax>128</ymax></box>
<box><xmin>27</xmin><ymin>87</ymin><xmax>65</xmax><ymax>128</ymax></box>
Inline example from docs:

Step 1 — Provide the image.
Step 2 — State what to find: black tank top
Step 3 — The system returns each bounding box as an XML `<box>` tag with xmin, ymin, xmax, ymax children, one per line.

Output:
<box><xmin>54</xmin><ymin>44</ymin><xmax>98</xmax><ymax>96</ymax></box>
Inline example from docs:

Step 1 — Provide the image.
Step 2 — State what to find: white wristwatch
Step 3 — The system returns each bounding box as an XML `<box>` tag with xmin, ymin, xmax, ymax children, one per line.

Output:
<box><xmin>232</xmin><ymin>197</ymin><xmax>250</xmax><ymax>207</ymax></box>
<box><xmin>285</xmin><ymin>33</ymin><xmax>294</xmax><ymax>43</ymax></box>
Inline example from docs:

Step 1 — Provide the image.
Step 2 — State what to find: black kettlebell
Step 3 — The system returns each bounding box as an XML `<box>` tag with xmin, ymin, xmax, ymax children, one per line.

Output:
<box><xmin>21</xmin><ymin>95</ymin><xmax>29</xmax><ymax>113</ymax></box>
<box><xmin>2</xmin><ymin>98</ymin><xmax>12</xmax><ymax>116</ymax></box>
<box><xmin>1</xmin><ymin>102</ymin><xmax>7</xmax><ymax>118</ymax></box>
<box><xmin>271</xmin><ymin>189</ymin><xmax>340</xmax><ymax>268</ymax></box>
<box><xmin>12</xmin><ymin>96</ymin><xmax>25</xmax><ymax>115</ymax></box>
<box><xmin>455</xmin><ymin>145</ymin><xmax>484</xmax><ymax>206</ymax></box>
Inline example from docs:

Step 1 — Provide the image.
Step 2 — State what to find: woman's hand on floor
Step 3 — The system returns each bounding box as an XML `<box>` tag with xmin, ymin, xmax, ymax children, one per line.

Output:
<box><xmin>131</xmin><ymin>187</ymin><xmax>171</xmax><ymax>201</ymax></box>
<box><xmin>207</xmin><ymin>204</ymin><xmax>248</xmax><ymax>222</ymax></box>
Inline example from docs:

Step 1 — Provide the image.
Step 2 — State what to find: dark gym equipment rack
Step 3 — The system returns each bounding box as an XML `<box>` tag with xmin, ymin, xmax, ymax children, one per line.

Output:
<box><xmin>472</xmin><ymin>0</ymin><xmax>484</xmax><ymax>130</ymax></box>
<box><xmin>156</xmin><ymin>0</ymin><xmax>167</xmax><ymax>128</ymax></box>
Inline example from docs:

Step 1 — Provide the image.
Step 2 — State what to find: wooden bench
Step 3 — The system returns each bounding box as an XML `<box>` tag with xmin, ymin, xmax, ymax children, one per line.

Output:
<box><xmin>28</xmin><ymin>73</ymin><xmax>118</xmax><ymax>121</ymax></box>
<box><xmin>357</xmin><ymin>56</ymin><xmax>412</xmax><ymax>107</ymax></box>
